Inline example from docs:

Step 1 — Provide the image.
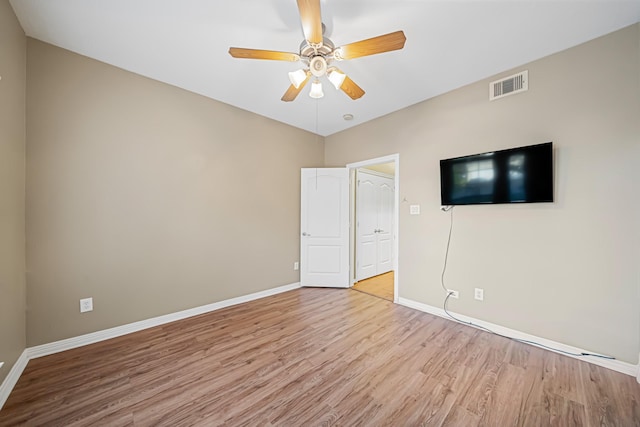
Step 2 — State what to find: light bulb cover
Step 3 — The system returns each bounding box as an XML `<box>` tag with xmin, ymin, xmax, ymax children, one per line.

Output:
<box><xmin>309</xmin><ymin>80</ymin><xmax>324</xmax><ymax>99</ymax></box>
<box><xmin>327</xmin><ymin>68</ymin><xmax>346</xmax><ymax>90</ymax></box>
<box><xmin>288</xmin><ymin>69</ymin><xmax>308</xmax><ymax>89</ymax></box>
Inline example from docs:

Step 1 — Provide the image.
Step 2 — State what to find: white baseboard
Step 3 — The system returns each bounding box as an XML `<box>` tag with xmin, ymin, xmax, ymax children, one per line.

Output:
<box><xmin>0</xmin><ymin>281</ymin><xmax>301</xmax><ymax>410</ymax></box>
<box><xmin>0</xmin><ymin>350</ymin><xmax>29</xmax><ymax>411</ymax></box>
<box><xmin>398</xmin><ymin>297</ymin><xmax>638</xmax><ymax>378</ymax></box>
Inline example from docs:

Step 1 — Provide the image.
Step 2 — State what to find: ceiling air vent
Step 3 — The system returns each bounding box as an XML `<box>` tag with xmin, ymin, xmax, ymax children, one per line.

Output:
<box><xmin>490</xmin><ymin>70</ymin><xmax>528</xmax><ymax>101</ymax></box>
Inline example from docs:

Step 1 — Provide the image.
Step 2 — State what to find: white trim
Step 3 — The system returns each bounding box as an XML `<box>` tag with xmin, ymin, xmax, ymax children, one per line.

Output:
<box><xmin>346</xmin><ymin>154</ymin><xmax>398</xmax><ymax>170</ymax></box>
<box><xmin>347</xmin><ymin>153</ymin><xmax>400</xmax><ymax>303</ymax></box>
<box><xmin>0</xmin><ymin>282</ymin><xmax>300</xmax><ymax>409</ymax></box>
<box><xmin>357</xmin><ymin>168</ymin><xmax>394</xmax><ymax>180</ymax></box>
<box><xmin>398</xmin><ymin>297</ymin><xmax>638</xmax><ymax>377</ymax></box>
<box><xmin>637</xmin><ymin>352</ymin><xmax>640</xmax><ymax>383</ymax></box>
<box><xmin>0</xmin><ymin>350</ymin><xmax>29</xmax><ymax>410</ymax></box>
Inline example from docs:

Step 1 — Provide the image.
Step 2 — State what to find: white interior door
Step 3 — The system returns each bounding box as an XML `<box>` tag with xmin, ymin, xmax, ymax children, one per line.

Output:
<box><xmin>356</xmin><ymin>170</ymin><xmax>395</xmax><ymax>281</ymax></box>
<box><xmin>300</xmin><ymin>168</ymin><xmax>349</xmax><ymax>288</ymax></box>
<box><xmin>356</xmin><ymin>174</ymin><xmax>377</xmax><ymax>281</ymax></box>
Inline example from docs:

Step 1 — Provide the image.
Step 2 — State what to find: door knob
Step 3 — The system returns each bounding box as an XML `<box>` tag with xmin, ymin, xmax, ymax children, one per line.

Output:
<box><xmin>302</xmin><ymin>232</ymin><xmax>311</xmax><ymax>236</ymax></box>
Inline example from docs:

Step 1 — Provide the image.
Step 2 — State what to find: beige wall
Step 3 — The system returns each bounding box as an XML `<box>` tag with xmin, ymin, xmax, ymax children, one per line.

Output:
<box><xmin>26</xmin><ymin>39</ymin><xmax>324</xmax><ymax>346</ymax></box>
<box><xmin>0</xmin><ymin>0</ymin><xmax>27</xmax><ymax>384</ymax></box>
<box><xmin>326</xmin><ymin>24</ymin><xmax>640</xmax><ymax>363</ymax></box>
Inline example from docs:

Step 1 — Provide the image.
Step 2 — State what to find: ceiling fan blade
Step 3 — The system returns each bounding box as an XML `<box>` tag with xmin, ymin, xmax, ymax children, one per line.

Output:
<box><xmin>340</xmin><ymin>76</ymin><xmax>365</xmax><ymax>100</ymax></box>
<box><xmin>297</xmin><ymin>0</ymin><xmax>323</xmax><ymax>45</ymax></box>
<box><xmin>281</xmin><ymin>73</ymin><xmax>311</xmax><ymax>102</ymax></box>
<box><xmin>229</xmin><ymin>47</ymin><xmax>300</xmax><ymax>62</ymax></box>
<box><xmin>335</xmin><ymin>30</ymin><xmax>406</xmax><ymax>60</ymax></box>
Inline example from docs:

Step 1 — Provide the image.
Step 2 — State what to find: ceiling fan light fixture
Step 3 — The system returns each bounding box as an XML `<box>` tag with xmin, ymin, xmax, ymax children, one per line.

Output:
<box><xmin>327</xmin><ymin>68</ymin><xmax>346</xmax><ymax>90</ymax></box>
<box><xmin>288</xmin><ymin>69</ymin><xmax>308</xmax><ymax>89</ymax></box>
<box><xmin>309</xmin><ymin>79</ymin><xmax>324</xmax><ymax>99</ymax></box>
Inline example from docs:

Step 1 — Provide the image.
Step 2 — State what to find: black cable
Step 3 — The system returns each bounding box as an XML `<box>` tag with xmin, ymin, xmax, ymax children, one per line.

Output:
<box><xmin>439</xmin><ymin>205</ymin><xmax>614</xmax><ymax>360</ymax></box>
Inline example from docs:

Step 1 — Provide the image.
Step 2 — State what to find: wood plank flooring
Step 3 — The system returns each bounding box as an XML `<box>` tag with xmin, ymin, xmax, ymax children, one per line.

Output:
<box><xmin>1</xmin><ymin>288</ymin><xmax>639</xmax><ymax>426</ymax></box>
<box><xmin>352</xmin><ymin>271</ymin><xmax>394</xmax><ymax>301</ymax></box>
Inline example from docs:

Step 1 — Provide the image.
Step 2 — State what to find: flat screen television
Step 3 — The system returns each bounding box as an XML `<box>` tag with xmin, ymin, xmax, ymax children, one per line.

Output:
<box><xmin>440</xmin><ymin>142</ymin><xmax>553</xmax><ymax>206</ymax></box>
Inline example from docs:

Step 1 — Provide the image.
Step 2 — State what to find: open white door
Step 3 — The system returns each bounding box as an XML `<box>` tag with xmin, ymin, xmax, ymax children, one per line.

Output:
<box><xmin>300</xmin><ymin>168</ymin><xmax>349</xmax><ymax>288</ymax></box>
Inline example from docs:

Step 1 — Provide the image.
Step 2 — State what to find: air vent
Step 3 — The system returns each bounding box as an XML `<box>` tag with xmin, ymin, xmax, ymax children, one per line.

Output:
<box><xmin>490</xmin><ymin>70</ymin><xmax>528</xmax><ymax>101</ymax></box>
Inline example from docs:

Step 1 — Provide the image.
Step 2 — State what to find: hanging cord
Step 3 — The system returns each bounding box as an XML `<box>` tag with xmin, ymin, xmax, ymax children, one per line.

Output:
<box><xmin>314</xmin><ymin>100</ymin><xmax>319</xmax><ymax>190</ymax></box>
<box><xmin>315</xmin><ymin>97</ymin><xmax>319</xmax><ymax>138</ymax></box>
<box><xmin>439</xmin><ymin>206</ymin><xmax>614</xmax><ymax>360</ymax></box>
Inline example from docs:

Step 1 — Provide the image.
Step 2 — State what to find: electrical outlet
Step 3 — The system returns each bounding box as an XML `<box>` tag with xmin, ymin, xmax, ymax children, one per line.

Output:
<box><xmin>293</xmin><ymin>261</ymin><xmax>299</xmax><ymax>271</ymax></box>
<box><xmin>474</xmin><ymin>288</ymin><xmax>484</xmax><ymax>301</ymax></box>
<box><xmin>80</xmin><ymin>297</ymin><xmax>93</xmax><ymax>313</ymax></box>
<box><xmin>447</xmin><ymin>289</ymin><xmax>459</xmax><ymax>299</ymax></box>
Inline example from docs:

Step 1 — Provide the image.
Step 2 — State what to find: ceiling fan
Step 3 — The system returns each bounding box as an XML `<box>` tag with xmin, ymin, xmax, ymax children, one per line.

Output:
<box><xmin>228</xmin><ymin>0</ymin><xmax>406</xmax><ymax>102</ymax></box>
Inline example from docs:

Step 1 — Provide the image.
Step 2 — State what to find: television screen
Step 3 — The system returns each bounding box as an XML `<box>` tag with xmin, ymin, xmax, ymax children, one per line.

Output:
<box><xmin>440</xmin><ymin>142</ymin><xmax>553</xmax><ymax>205</ymax></box>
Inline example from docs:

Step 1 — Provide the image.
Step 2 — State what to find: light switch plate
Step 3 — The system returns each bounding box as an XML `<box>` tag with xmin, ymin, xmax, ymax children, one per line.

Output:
<box><xmin>80</xmin><ymin>297</ymin><xmax>93</xmax><ymax>313</ymax></box>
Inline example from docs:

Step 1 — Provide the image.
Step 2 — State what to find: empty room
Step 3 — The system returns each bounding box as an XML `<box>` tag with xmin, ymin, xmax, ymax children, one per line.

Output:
<box><xmin>1</xmin><ymin>0</ymin><xmax>639</xmax><ymax>425</ymax></box>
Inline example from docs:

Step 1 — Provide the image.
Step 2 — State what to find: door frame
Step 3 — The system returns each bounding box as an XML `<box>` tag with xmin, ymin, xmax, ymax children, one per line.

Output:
<box><xmin>347</xmin><ymin>154</ymin><xmax>400</xmax><ymax>303</ymax></box>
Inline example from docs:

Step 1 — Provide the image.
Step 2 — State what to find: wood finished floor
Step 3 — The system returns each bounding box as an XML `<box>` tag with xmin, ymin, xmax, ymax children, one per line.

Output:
<box><xmin>1</xmin><ymin>288</ymin><xmax>639</xmax><ymax>426</ymax></box>
<box><xmin>352</xmin><ymin>271</ymin><xmax>394</xmax><ymax>301</ymax></box>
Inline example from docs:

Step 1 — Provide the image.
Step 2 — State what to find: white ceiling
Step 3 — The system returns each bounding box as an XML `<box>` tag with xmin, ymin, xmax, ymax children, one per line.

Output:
<box><xmin>9</xmin><ymin>0</ymin><xmax>640</xmax><ymax>136</ymax></box>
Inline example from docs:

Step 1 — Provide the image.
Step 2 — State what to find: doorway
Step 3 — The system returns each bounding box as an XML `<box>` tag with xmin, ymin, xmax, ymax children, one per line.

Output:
<box><xmin>355</xmin><ymin>167</ymin><xmax>394</xmax><ymax>282</ymax></box>
<box><xmin>353</xmin><ymin>271</ymin><xmax>395</xmax><ymax>301</ymax></box>
<box><xmin>347</xmin><ymin>154</ymin><xmax>399</xmax><ymax>302</ymax></box>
